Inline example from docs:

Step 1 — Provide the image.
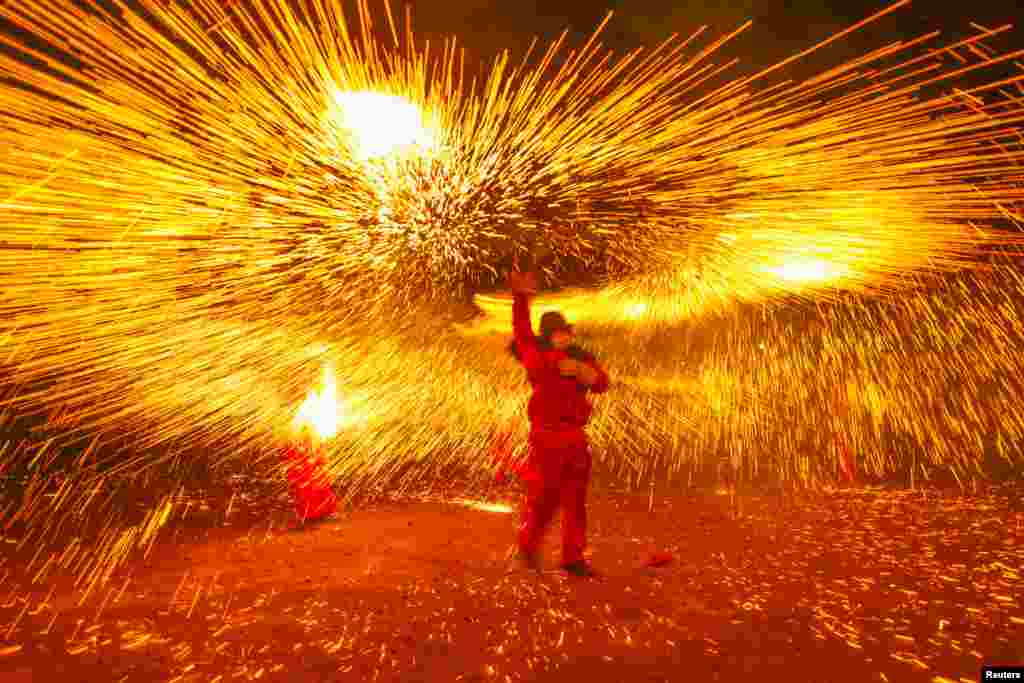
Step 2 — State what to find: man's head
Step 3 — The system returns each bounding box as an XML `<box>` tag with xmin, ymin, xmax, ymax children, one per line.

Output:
<box><xmin>540</xmin><ymin>311</ymin><xmax>574</xmax><ymax>350</ymax></box>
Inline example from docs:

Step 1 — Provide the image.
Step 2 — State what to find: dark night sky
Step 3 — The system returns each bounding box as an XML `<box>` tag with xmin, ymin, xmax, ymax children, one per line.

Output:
<box><xmin>3</xmin><ymin>1</ymin><xmax>1022</xmax><ymax>85</ymax></box>
<box><xmin>401</xmin><ymin>0</ymin><xmax>1024</xmax><ymax>76</ymax></box>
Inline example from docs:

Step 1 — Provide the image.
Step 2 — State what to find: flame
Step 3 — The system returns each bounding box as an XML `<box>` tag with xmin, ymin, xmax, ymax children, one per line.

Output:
<box><xmin>329</xmin><ymin>90</ymin><xmax>436</xmax><ymax>162</ymax></box>
<box><xmin>293</xmin><ymin>363</ymin><xmax>343</xmax><ymax>440</ymax></box>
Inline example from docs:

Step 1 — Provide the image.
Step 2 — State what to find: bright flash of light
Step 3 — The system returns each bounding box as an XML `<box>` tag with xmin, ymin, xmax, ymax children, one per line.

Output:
<box><xmin>293</xmin><ymin>363</ymin><xmax>346</xmax><ymax>440</ymax></box>
<box><xmin>329</xmin><ymin>90</ymin><xmax>437</xmax><ymax>162</ymax></box>
<box><xmin>765</xmin><ymin>258</ymin><xmax>848</xmax><ymax>284</ymax></box>
<box><xmin>624</xmin><ymin>302</ymin><xmax>650</xmax><ymax>319</ymax></box>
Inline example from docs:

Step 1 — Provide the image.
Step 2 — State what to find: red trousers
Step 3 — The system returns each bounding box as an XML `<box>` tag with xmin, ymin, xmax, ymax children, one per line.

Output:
<box><xmin>517</xmin><ymin>428</ymin><xmax>592</xmax><ymax>565</ymax></box>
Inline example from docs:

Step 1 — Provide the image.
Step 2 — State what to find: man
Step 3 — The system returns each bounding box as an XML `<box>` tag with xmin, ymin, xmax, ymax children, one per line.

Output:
<box><xmin>506</xmin><ymin>270</ymin><xmax>609</xmax><ymax>577</ymax></box>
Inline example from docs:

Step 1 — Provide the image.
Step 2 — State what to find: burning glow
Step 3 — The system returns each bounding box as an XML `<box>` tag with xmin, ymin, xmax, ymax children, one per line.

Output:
<box><xmin>293</xmin><ymin>363</ymin><xmax>344</xmax><ymax>440</ymax></box>
<box><xmin>453</xmin><ymin>499</ymin><xmax>515</xmax><ymax>514</ymax></box>
<box><xmin>330</xmin><ymin>90</ymin><xmax>436</xmax><ymax>161</ymax></box>
<box><xmin>765</xmin><ymin>258</ymin><xmax>850</xmax><ymax>285</ymax></box>
<box><xmin>624</xmin><ymin>301</ymin><xmax>649</xmax><ymax>319</ymax></box>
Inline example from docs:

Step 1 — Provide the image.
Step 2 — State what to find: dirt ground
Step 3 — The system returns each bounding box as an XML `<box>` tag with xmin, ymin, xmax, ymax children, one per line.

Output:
<box><xmin>0</xmin><ymin>483</ymin><xmax>1021</xmax><ymax>682</ymax></box>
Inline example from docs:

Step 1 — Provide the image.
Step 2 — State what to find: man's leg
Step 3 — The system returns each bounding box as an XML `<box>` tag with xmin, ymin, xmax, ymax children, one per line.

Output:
<box><xmin>518</xmin><ymin>447</ymin><xmax>562</xmax><ymax>559</ymax></box>
<box><xmin>560</xmin><ymin>443</ymin><xmax>592</xmax><ymax>566</ymax></box>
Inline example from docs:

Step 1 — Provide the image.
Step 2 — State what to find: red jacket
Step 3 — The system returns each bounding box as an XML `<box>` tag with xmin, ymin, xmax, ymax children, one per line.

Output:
<box><xmin>512</xmin><ymin>293</ymin><xmax>609</xmax><ymax>432</ymax></box>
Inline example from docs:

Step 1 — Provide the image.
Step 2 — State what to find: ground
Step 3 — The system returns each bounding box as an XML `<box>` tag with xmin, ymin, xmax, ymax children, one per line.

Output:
<box><xmin>0</xmin><ymin>482</ymin><xmax>1021</xmax><ymax>682</ymax></box>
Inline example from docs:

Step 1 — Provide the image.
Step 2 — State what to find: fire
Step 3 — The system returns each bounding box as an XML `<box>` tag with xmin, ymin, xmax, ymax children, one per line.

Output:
<box><xmin>329</xmin><ymin>90</ymin><xmax>436</xmax><ymax>162</ymax></box>
<box><xmin>293</xmin><ymin>363</ymin><xmax>344</xmax><ymax>440</ymax></box>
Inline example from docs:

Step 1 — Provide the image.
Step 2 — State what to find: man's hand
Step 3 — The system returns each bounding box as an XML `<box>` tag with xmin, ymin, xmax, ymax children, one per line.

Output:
<box><xmin>507</xmin><ymin>270</ymin><xmax>538</xmax><ymax>296</ymax></box>
<box><xmin>560</xmin><ymin>359</ymin><xmax>599</xmax><ymax>385</ymax></box>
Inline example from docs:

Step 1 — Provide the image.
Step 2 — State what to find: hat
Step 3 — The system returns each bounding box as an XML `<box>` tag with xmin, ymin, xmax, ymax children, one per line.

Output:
<box><xmin>539</xmin><ymin>311</ymin><xmax>573</xmax><ymax>338</ymax></box>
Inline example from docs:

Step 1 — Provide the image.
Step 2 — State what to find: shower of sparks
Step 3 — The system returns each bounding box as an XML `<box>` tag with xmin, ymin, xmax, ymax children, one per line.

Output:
<box><xmin>0</xmin><ymin>0</ymin><xmax>1023</xmax><ymax>587</ymax></box>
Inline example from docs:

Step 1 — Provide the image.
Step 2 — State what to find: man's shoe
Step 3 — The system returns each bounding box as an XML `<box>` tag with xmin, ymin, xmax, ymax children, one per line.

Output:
<box><xmin>561</xmin><ymin>560</ymin><xmax>597</xmax><ymax>578</ymax></box>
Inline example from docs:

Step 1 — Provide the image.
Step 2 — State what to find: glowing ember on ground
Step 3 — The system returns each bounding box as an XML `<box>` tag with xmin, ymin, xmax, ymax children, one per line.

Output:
<box><xmin>3</xmin><ymin>487</ymin><xmax>1019</xmax><ymax>681</ymax></box>
<box><xmin>452</xmin><ymin>499</ymin><xmax>516</xmax><ymax>514</ymax></box>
